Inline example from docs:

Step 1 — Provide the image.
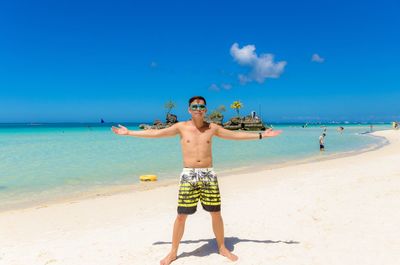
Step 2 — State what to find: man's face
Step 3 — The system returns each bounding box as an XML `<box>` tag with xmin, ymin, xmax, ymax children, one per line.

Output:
<box><xmin>188</xmin><ymin>99</ymin><xmax>207</xmax><ymax>118</ymax></box>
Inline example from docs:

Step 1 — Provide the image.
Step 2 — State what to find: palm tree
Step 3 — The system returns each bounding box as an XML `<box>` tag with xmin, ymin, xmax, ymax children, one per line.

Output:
<box><xmin>164</xmin><ymin>100</ymin><xmax>176</xmax><ymax>115</ymax></box>
<box><xmin>230</xmin><ymin>101</ymin><xmax>243</xmax><ymax>117</ymax></box>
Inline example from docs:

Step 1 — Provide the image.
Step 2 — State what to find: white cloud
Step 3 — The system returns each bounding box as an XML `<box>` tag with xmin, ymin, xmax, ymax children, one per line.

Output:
<box><xmin>311</xmin><ymin>54</ymin><xmax>324</xmax><ymax>63</ymax></box>
<box><xmin>230</xmin><ymin>43</ymin><xmax>257</xmax><ymax>65</ymax></box>
<box><xmin>209</xmin><ymin>83</ymin><xmax>220</xmax><ymax>91</ymax></box>
<box><xmin>230</xmin><ymin>43</ymin><xmax>286</xmax><ymax>84</ymax></box>
<box><xmin>209</xmin><ymin>83</ymin><xmax>233</xmax><ymax>91</ymax></box>
<box><xmin>238</xmin><ymin>74</ymin><xmax>250</xmax><ymax>84</ymax></box>
<box><xmin>221</xmin><ymin>83</ymin><xmax>232</xmax><ymax>90</ymax></box>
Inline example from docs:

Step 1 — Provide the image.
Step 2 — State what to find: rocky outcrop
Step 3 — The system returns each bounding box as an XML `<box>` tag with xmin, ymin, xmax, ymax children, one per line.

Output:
<box><xmin>140</xmin><ymin>114</ymin><xmax>179</xmax><ymax>130</ymax></box>
<box><xmin>139</xmin><ymin>124</ymin><xmax>152</xmax><ymax>130</ymax></box>
<box><xmin>139</xmin><ymin>113</ymin><xmax>267</xmax><ymax>131</ymax></box>
<box><xmin>223</xmin><ymin>115</ymin><xmax>267</xmax><ymax>131</ymax></box>
<box><xmin>166</xmin><ymin>113</ymin><xmax>178</xmax><ymax>124</ymax></box>
<box><xmin>205</xmin><ymin>115</ymin><xmax>224</xmax><ymax>125</ymax></box>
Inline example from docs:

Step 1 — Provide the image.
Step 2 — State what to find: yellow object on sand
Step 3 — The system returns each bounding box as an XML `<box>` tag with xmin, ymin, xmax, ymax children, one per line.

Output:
<box><xmin>139</xmin><ymin>175</ymin><xmax>158</xmax><ymax>181</ymax></box>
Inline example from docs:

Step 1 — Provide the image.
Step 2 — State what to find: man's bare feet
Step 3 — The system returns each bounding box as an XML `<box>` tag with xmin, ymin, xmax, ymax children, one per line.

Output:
<box><xmin>219</xmin><ymin>246</ymin><xmax>238</xmax><ymax>262</ymax></box>
<box><xmin>160</xmin><ymin>252</ymin><xmax>177</xmax><ymax>265</ymax></box>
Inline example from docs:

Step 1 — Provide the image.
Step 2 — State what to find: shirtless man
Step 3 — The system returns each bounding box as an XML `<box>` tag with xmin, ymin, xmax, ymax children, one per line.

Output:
<box><xmin>111</xmin><ymin>96</ymin><xmax>282</xmax><ymax>265</ymax></box>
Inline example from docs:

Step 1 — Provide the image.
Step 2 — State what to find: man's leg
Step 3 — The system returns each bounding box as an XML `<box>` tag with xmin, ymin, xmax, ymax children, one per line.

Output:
<box><xmin>200</xmin><ymin>169</ymin><xmax>238</xmax><ymax>261</ymax></box>
<box><xmin>161</xmin><ymin>169</ymin><xmax>199</xmax><ymax>265</ymax></box>
<box><xmin>160</xmin><ymin>214</ymin><xmax>188</xmax><ymax>265</ymax></box>
<box><xmin>210</xmin><ymin>211</ymin><xmax>238</xmax><ymax>261</ymax></box>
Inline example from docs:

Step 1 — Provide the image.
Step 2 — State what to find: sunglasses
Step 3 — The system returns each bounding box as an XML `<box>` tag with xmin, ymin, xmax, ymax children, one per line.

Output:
<box><xmin>190</xmin><ymin>104</ymin><xmax>206</xmax><ymax>111</ymax></box>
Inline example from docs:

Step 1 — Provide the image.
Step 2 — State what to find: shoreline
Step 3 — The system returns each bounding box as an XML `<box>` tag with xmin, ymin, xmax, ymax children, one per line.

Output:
<box><xmin>1</xmin><ymin>129</ymin><xmax>399</xmax><ymax>264</ymax></box>
<box><xmin>0</xmin><ymin>130</ymin><xmax>389</xmax><ymax>214</ymax></box>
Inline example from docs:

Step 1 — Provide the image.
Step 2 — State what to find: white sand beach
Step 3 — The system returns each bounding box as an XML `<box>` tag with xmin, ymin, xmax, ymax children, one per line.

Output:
<box><xmin>0</xmin><ymin>129</ymin><xmax>399</xmax><ymax>265</ymax></box>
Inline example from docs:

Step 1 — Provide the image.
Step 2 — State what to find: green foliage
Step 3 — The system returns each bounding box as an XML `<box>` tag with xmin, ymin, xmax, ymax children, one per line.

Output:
<box><xmin>164</xmin><ymin>100</ymin><xmax>176</xmax><ymax>114</ymax></box>
<box><xmin>208</xmin><ymin>105</ymin><xmax>226</xmax><ymax>122</ymax></box>
<box><xmin>209</xmin><ymin>111</ymin><xmax>223</xmax><ymax>120</ymax></box>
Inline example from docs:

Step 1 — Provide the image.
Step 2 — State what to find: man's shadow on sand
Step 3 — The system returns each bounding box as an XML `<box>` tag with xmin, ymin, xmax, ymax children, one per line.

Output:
<box><xmin>153</xmin><ymin>237</ymin><xmax>300</xmax><ymax>258</ymax></box>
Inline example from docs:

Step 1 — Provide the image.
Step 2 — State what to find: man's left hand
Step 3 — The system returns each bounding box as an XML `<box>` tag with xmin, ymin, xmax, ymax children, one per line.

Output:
<box><xmin>262</xmin><ymin>128</ymin><xmax>282</xmax><ymax>138</ymax></box>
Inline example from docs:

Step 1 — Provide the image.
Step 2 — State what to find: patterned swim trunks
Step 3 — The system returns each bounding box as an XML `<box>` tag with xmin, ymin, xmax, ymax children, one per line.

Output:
<box><xmin>177</xmin><ymin>168</ymin><xmax>221</xmax><ymax>214</ymax></box>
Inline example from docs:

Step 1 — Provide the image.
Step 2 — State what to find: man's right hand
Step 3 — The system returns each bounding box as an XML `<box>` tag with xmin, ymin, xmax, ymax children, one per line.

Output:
<box><xmin>111</xmin><ymin>123</ymin><xmax>179</xmax><ymax>138</ymax></box>
<box><xmin>111</xmin><ymin>124</ymin><xmax>129</xmax><ymax>135</ymax></box>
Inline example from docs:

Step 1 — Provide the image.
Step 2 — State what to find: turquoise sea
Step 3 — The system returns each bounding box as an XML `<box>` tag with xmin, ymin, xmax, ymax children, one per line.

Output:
<box><xmin>0</xmin><ymin>123</ymin><xmax>390</xmax><ymax>211</ymax></box>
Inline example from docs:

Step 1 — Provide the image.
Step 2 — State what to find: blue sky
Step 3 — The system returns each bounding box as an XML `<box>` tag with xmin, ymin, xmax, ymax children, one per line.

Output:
<box><xmin>0</xmin><ymin>0</ymin><xmax>399</xmax><ymax>123</ymax></box>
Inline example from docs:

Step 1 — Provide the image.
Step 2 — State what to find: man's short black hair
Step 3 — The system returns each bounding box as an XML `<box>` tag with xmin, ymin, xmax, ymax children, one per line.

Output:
<box><xmin>188</xmin><ymin>96</ymin><xmax>206</xmax><ymax>106</ymax></box>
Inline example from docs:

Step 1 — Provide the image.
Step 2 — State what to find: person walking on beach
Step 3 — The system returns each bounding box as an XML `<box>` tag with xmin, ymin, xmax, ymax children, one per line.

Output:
<box><xmin>319</xmin><ymin>133</ymin><xmax>326</xmax><ymax>151</ymax></box>
<box><xmin>111</xmin><ymin>96</ymin><xmax>282</xmax><ymax>265</ymax></box>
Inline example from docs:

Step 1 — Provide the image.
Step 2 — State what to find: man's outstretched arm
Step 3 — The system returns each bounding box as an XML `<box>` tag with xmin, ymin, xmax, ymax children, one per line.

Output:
<box><xmin>215</xmin><ymin>125</ymin><xmax>282</xmax><ymax>140</ymax></box>
<box><xmin>111</xmin><ymin>123</ymin><xmax>179</xmax><ymax>138</ymax></box>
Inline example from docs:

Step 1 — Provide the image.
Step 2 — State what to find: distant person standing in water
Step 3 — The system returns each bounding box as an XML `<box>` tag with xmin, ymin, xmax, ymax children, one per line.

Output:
<box><xmin>319</xmin><ymin>133</ymin><xmax>326</xmax><ymax>151</ymax></box>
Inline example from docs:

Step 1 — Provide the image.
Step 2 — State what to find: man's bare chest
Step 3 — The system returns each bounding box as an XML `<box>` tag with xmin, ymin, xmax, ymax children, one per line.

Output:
<box><xmin>180</xmin><ymin>129</ymin><xmax>214</xmax><ymax>146</ymax></box>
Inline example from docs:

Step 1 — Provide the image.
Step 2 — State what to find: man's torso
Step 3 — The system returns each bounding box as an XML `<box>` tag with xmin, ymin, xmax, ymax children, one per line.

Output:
<box><xmin>177</xmin><ymin>121</ymin><xmax>217</xmax><ymax>168</ymax></box>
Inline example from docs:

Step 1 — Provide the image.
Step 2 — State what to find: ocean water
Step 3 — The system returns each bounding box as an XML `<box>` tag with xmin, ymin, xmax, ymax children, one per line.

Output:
<box><xmin>0</xmin><ymin>123</ymin><xmax>390</xmax><ymax>210</ymax></box>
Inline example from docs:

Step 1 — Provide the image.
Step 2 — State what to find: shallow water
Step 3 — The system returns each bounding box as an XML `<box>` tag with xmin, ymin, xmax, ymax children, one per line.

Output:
<box><xmin>0</xmin><ymin>123</ymin><xmax>390</xmax><ymax>210</ymax></box>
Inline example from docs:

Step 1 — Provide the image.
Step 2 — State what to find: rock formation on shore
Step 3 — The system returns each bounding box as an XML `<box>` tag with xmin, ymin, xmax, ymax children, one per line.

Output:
<box><xmin>223</xmin><ymin>115</ymin><xmax>268</xmax><ymax>131</ymax></box>
<box><xmin>140</xmin><ymin>114</ymin><xmax>267</xmax><ymax>131</ymax></box>
<box><xmin>139</xmin><ymin>113</ymin><xmax>178</xmax><ymax>130</ymax></box>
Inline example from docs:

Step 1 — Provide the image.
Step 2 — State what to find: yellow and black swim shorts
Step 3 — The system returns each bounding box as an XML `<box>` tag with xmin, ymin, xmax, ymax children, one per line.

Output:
<box><xmin>177</xmin><ymin>168</ymin><xmax>221</xmax><ymax>214</ymax></box>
